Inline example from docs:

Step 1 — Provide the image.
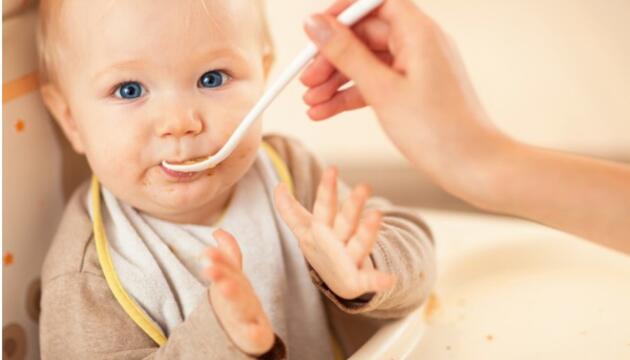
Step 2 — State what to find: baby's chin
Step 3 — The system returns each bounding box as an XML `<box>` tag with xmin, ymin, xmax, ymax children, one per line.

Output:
<box><xmin>128</xmin><ymin>146</ymin><xmax>258</xmax><ymax>222</ymax></box>
<box><xmin>144</xmin><ymin>167</ymin><xmax>227</xmax><ymax>209</ymax></box>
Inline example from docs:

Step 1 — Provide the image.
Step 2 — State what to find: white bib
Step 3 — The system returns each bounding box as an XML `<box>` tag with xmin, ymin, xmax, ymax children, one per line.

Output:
<box><xmin>88</xmin><ymin>148</ymin><xmax>333</xmax><ymax>359</ymax></box>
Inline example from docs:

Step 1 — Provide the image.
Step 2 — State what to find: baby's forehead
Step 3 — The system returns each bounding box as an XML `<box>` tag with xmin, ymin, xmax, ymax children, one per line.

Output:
<box><xmin>53</xmin><ymin>0</ymin><xmax>265</xmax><ymax>67</ymax></box>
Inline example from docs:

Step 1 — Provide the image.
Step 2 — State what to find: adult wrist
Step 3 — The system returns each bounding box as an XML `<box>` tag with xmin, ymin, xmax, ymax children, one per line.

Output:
<box><xmin>421</xmin><ymin>126</ymin><xmax>519</xmax><ymax>212</ymax></box>
<box><xmin>452</xmin><ymin>132</ymin><xmax>523</xmax><ymax>212</ymax></box>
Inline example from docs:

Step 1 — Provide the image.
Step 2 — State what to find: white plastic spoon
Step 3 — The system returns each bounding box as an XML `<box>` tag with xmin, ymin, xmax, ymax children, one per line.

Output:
<box><xmin>162</xmin><ymin>0</ymin><xmax>384</xmax><ymax>172</ymax></box>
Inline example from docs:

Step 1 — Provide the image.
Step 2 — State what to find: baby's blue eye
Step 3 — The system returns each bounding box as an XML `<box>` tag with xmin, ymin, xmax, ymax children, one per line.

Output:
<box><xmin>115</xmin><ymin>82</ymin><xmax>145</xmax><ymax>99</ymax></box>
<box><xmin>198</xmin><ymin>70</ymin><xmax>229</xmax><ymax>88</ymax></box>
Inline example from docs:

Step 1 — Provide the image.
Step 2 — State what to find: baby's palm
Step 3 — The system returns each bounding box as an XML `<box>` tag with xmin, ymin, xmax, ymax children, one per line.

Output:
<box><xmin>275</xmin><ymin>167</ymin><xmax>395</xmax><ymax>300</ymax></box>
<box><xmin>202</xmin><ymin>230</ymin><xmax>275</xmax><ymax>356</ymax></box>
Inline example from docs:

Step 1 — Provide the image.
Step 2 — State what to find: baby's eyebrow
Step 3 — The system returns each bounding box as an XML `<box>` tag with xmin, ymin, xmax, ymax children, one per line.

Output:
<box><xmin>92</xmin><ymin>59</ymin><xmax>147</xmax><ymax>83</ymax></box>
<box><xmin>191</xmin><ymin>47</ymin><xmax>250</xmax><ymax>64</ymax></box>
<box><xmin>91</xmin><ymin>47</ymin><xmax>250</xmax><ymax>84</ymax></box>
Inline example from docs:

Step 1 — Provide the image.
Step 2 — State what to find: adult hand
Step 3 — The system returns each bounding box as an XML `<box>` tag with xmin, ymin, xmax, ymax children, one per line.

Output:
<box><xmin>301</xmin><ymin>0</ymin><xmax>504</xmax><ymax>199</ymax></box>
<box><xmin>301</xmin><ymin>0</ymin><xmax>630</xmax><ymax>252</ymax></box>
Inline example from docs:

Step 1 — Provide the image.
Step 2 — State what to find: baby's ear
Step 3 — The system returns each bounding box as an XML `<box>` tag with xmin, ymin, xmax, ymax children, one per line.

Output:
<box><xmin>40</xmin><ymin>83</ymin><xmax>85</xmax><ymax>154</ymax></box>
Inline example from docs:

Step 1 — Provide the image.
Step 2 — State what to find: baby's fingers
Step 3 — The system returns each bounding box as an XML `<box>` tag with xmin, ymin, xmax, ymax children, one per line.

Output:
<box><xmin>213</xmin><ymin>229</ymin><xmax>243</xmax><ymax>269</ymax></box>
<box><xmin>334</xmin><ymin>184</ymin><xmax>372</xmax><ymax>243</ymax></box>
<box><xmin>346</xmin><ymin>210</ymin><xmax>382</xmax><ymax>266</ymax></box>
<box><xmin>274</xmin><ymin>183</ymin><xmax>312</xmax><ymax>240</ymax></box>
<box><xmin>313</xmin><ymin>167</ymin><xmax>338</xmax><ymax>226</ymax></box>
<box><xmin>207</xmin><ymin>266</ymin><xmax>274</xmax><ymax>356</ymax></box>
<box><xmin>205</xmin><ymin>262</ymin><xmax>247</xmax><ymax>301</ymax></box>
<box><xmin>204</xmin><ymin>262</ymin><xmax>238</xmax><ymax>297</ymax></box>
<box><xmin>205</xmin><ymin>246</ymin><xmax>239</xmax><ymax>272</ymax></box>
<box><xmin>218</xmin><ymin>276</ymin><xmax>241</xmax><ymax>300</ymax></box>
<box><xmin>204</xmin><ymin>262</ymin><xmax>228</xmax><ymax>282</ymax></box>
<box><xmin>247</xmin><ymin>323</ymin><xmax>274</xmax><ymax>348</ymax></box>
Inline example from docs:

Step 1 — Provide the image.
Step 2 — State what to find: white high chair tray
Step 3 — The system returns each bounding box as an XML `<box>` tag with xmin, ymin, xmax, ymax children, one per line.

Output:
<box><xmin>351</xmin><ymin>210</ymin><xmax>630</xmax><ymax>360</ymax></box>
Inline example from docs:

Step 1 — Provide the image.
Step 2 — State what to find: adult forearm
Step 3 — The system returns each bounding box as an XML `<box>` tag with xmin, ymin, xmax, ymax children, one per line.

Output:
<box><xmin>457</xmin><ymin>138</ymin><xmax>630</xmax><ymax>253</ymax></box>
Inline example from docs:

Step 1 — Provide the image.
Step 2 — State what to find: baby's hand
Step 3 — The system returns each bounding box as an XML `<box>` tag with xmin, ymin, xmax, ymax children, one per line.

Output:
<box><xmin>202</xmin><ymin>230</ymin><xmax>275</xmax><ymax>356</ymax></box>
<box><xmin>275</xmin><ymin>167</ymin><xmax>395</xmax><ymax>300</ymax></box>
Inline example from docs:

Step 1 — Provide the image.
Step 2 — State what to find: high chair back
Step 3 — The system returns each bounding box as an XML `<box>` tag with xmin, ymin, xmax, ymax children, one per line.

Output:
<box><xmin>3</xmin><ymin>2</ymin><xmax>89</xmax><ymax>359</ymax></box>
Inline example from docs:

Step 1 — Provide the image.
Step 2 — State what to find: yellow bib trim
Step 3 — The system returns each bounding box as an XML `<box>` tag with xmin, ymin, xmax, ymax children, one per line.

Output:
<box><xmin>261</xmin><ymin>142</ymin><xmax>294</xmax><ymax>195</ymax></box>
<box><xmin>91</xmin><ymin>176</ymin><xmax>167</xmax><ymax>346</ymax></box>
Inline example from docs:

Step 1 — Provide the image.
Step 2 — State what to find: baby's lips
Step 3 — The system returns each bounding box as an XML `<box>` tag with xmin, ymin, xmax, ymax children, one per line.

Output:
<box><xmin>160</xmin><ymin>164</ymin><xmax>196</xmax><ymax>178</ymax></box>
<box><xmin>162</xmin><ymin>156</ymin><xmax>209</xmax><ymax>166</ymax></box>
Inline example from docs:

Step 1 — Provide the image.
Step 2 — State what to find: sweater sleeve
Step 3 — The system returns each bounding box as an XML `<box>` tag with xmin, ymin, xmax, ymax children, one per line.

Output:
<box><xmin>264</xmin><ymin>134</ymin><xmax>436</xmax><ymax>319</ymax></box>
<box><xmin>40</xmin><ymin>272</ymin><xmax>286</xmax><ymax>360</ymax></box>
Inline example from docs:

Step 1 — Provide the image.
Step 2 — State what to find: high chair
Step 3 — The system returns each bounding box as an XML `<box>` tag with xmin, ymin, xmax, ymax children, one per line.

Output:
<box><xmin>4</xmin><ymin>1</ymin><xmax>630</xmax><ymax>359</ymax></box>
<box><xmin>4</xmin><ymin>1</ymin><xmax>89</xmax><ymax>359</ymax></box>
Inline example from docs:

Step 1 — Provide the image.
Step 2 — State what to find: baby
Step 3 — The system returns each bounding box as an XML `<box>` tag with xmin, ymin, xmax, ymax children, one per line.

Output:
<box><xmin>37</xmin><ymin>0</ymin><xmax>436</xmax><ymax>359</ymax></box>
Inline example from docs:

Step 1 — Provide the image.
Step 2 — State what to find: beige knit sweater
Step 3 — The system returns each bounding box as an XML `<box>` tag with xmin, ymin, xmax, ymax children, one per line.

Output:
<box><xmin>39</xmin><ymin>135</ymin><xmax>436</xmax><ymax>359</ymax></box>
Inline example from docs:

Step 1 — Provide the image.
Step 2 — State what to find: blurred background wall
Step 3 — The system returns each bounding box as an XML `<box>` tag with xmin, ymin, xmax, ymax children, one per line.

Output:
<box><xmin>262</xmin><ymin>0</ymin><xmax>630</xmax><ymax>211</ymax></box>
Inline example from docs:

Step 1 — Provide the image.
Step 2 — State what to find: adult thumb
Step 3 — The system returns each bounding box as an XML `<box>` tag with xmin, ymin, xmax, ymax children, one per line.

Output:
<box><xmin>304</xmin><ymin>13</ymin><xmax>396</xmax><ymax>103</ymax></box>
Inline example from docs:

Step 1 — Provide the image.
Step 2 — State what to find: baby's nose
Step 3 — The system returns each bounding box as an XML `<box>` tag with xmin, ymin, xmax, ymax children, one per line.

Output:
<box><xmin>157</xmin><ymin>111</ymin><xmax>203</xmax><ymax>138</ymax></box>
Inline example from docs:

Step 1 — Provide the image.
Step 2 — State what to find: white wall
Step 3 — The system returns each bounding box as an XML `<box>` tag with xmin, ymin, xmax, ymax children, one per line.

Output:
<box><xmin>263</xmin><ymin>0</ymin><xmax>630</xmax><ymax>168</ymax></box>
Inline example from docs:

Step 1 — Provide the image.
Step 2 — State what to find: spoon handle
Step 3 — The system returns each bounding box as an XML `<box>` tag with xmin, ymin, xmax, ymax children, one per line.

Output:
<box><xmin>215</xmin><ymin>0</ymin><xmax>385</xmax><ymax>162</ymax></box>
<box><xmin>164</xmin><ymin>0</ymin><xmax>384</xmax><ymax>172</ymax></box>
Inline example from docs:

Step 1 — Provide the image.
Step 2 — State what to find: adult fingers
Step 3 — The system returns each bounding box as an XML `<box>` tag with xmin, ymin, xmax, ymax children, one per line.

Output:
<box><xmin>304</xmin><ymin>13</ymin><xmax>399</xmax><ymax>106</ymax></box>
<box><xmin>307</xmin><ymin>86</ymin><xmax>366</xmax><ymax>121</ymax></box>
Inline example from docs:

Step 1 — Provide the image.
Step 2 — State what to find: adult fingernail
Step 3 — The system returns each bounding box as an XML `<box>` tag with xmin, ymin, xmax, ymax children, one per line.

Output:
<box><xmin>305</xmin><ymin>14</ymin><xmax>333</xmax><ymax>44</ymax></box>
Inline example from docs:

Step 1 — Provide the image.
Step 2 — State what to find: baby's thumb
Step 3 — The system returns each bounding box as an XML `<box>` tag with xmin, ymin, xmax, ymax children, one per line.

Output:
<box><xmin>304</xmin><ymin>13</ymin><xmax>396</xmax><ymax>104</ymax></box>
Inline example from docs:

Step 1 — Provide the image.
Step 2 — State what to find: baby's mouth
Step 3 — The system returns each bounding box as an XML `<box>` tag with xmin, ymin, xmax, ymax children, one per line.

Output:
<box><xmin>162</xmin><ymin>145</ymin><xmax>225</xmax><ymax>172</ymax></box>
<box><xmin>160</xmin><ymin>164</ymin><xmax>196</xmax><ymax>179</ymax></box>
<box><xmin>159</xmin><ymin>156</ymin><xmax>215</xmax><ymax>180</ymax></box>
<box><xmin>166</xmin><ymin>156</ymin><xmax>209</xmax><ymax>166</ymax></box>
<box><xmin>159</xmin><ymin>157</ymin><xmax>202</xmax><ymax>177</ymax></box>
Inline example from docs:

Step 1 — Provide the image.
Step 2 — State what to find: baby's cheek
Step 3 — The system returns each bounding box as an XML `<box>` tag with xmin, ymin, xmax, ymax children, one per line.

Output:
<box><xmin>221</xmin><ymin>134</ymin><xmax>261</xmax><ymax>180</ymax></box>
<box><xmin>238</xmin><ymin>124</ymin><xmax>262</xmax><ymax>159</ymax></box>
<box><xmin>235</xmin><ymin>145</ymin><xmax>256</xmax><ymax>162</ymax></box>
<box><xmin>87</xmin><ymin>143</ymin><xmax>140</xmax><ymax>186</ymax></box>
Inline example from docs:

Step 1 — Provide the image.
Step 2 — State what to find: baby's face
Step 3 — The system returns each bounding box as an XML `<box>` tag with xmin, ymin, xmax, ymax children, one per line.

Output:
<box><xmin>49</xmin><ymin>0</ymin><xmax>269</xmax><ymax>223</ymax></box>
